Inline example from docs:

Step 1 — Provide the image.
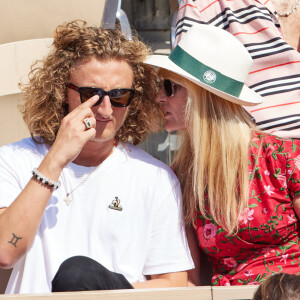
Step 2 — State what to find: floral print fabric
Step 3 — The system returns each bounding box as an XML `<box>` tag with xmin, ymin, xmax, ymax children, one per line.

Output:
<box><xmin>195</xmin><ymin>133</ymin><xmax>300</xmax><ymax>285</ymax></box>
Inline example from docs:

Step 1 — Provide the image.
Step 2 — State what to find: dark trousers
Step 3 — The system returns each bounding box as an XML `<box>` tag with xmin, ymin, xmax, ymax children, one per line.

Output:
<box><xmin>52</xmin><ymin>256</ymin><xmax>134</xmax><ymax>292</ymax></box>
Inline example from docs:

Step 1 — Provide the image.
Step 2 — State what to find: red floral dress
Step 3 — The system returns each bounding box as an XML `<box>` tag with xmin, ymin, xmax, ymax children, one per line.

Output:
<box><xmin>194</xmin><ymin>133</ymin><xmax>300</xmax><ymax>286</ymax></box>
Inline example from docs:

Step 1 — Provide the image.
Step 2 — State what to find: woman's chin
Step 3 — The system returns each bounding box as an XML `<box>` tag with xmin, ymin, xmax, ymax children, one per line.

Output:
<box><xmin>165</xmin><ymin>121</ymin><xmax>186</xmax><ymax>132</ymax></box>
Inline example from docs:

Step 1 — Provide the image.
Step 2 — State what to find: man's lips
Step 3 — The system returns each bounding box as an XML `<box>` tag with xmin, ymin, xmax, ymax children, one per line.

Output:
<box><xmin>96</xmin><ymin>117</ymin><xmax>113</xmax><ymax>122</ymax></box>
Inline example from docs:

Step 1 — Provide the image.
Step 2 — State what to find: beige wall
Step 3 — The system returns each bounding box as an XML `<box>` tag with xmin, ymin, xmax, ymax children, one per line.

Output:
<box><xmin>0</xmin><ymin>0</ymin><xmax>105</xmax><ymax>44</ymax></box>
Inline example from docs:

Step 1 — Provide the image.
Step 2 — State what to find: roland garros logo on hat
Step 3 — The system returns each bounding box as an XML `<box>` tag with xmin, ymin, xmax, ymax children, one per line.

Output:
<box><xmin>168</xmin><ymin>45</ymin><xmax>244</xmax><ymax>98</ymax></box>
<box><xmin>203</xmin><ymin>70</ymin><xmax>216</xmax><ymax>84</ymax></box>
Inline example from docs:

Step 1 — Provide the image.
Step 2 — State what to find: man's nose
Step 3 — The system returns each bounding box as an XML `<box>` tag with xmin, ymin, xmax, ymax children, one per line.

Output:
<box><xmin>97</xmin><ymin>95</ymin><xmax>113</xmax><ymax>117</ymax></box>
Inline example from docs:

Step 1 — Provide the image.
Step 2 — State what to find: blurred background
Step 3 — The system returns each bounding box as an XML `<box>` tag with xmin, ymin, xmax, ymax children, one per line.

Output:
<box><xmin>122</xmin><ymin>0</ymin><xmax>179</xmax><ymax>165</ymax></box>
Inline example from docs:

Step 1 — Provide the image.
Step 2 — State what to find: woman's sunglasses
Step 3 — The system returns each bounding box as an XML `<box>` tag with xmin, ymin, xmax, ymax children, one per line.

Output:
<box><xmin>163</xmin><ymin>79</ymin><xmax>180</xmax><ymax>97</ymax></box>
<box><xmin>67</xmin><ymin>83</ymin><xmax>135</xmax><ymax>107</ymax></box>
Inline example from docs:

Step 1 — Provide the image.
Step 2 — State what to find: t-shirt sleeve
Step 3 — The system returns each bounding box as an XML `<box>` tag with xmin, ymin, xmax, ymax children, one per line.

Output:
<box><xmin>0</xmin><ymin>144</ymin><xmax>32</xmax><ymax>208</ymax></box>
<box><xmin>286</xmin><ymin>140</ymin><xmax>300</xmax><ymax>199</ymax></box>
<box><xmin>142</xmin><ymin>168</ymin><xmax>194</xmax><ymax>275</ymax></box>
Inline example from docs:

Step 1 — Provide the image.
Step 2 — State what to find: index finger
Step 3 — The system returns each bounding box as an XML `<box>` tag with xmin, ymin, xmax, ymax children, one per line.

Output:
<box><xmin>64</xmin><ymin>94</ymin><xmax>100</xmax><ymax>121</ymax></box>
<box><xmin>79</xmin><ymin>94</ymin><xmax>100</xmax><ymax>109</ymax></box>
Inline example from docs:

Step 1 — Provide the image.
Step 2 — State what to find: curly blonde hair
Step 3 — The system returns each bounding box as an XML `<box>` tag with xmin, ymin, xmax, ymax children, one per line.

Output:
<box><xmin>20</xmin><ymin>20</ymin><xmax>164</xmax><ymax>145</ymax></box>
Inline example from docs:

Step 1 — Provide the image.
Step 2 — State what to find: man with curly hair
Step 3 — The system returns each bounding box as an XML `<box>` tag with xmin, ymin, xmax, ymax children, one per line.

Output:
<box><xmin>0</xmin><ymin>20</ymin><xmax>193</xmax><ymax>294</ymax></box>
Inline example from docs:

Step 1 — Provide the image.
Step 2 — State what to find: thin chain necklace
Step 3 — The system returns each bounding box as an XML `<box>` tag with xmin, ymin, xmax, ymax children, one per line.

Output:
<box><xmin>61</xmin><ymin>140</ymin><xmax>118</xmax><ymax>206</ymax></box>
<box><xmin>276</xmin><ymin>0</ymin><xmax>300</xmax><ymax>17</ymax></box>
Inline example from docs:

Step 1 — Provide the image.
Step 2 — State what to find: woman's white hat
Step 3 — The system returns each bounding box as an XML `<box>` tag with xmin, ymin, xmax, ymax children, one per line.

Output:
<box><xmin>145</xmin><ymin>24</ymin><xmax>263</xmax><ymax>106</ymax></box>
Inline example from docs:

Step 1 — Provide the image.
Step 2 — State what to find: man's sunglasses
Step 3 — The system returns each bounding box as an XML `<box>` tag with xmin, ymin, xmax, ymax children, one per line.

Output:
<box><xmin>163</xmin><ymin>79</ymin><xmax>180</xmax><ymax>97</ymax></box>
<box><xmin>67</xmin><ymin>83</ymin><xmax>135</xmax><ymax>107</ymax></box>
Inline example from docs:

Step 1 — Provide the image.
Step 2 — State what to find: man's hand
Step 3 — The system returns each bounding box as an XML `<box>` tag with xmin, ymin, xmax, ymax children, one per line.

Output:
<box><xmin>132</xmin><ymin>271</ymin><xmax>188</xmax><ymax>288</ymax></box>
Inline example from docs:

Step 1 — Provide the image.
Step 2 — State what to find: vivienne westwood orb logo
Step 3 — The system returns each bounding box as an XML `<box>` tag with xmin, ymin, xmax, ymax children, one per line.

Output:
<box><xmin>203</xmin><ymin>70</ymin><xmax>216</xmax><ymax>84</ymax></box>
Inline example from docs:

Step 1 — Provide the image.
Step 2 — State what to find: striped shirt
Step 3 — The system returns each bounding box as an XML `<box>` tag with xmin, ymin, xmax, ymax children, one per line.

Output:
<box><xmin>175</xmin><ymin>0</ymin><xmax>300</xmax><ymax>138</ymax></box>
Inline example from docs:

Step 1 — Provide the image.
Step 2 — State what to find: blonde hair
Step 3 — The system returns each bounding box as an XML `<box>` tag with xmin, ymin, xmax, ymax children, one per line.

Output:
<box><xmin>159</xmin><ymin>69</ymin><xmax>257</xmax><ymax>233</ymax></box>
<box><xmin>20</xmin><ymin>20</ymin><xmax>164</xmax><ymax>145</ymax></box>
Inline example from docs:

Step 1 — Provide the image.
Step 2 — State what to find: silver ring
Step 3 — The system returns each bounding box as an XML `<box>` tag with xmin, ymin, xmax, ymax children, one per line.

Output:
<box><xmin>83</xmin><ymin>118</ymin><xmax>92</xmax><ymax>129</ymax></box>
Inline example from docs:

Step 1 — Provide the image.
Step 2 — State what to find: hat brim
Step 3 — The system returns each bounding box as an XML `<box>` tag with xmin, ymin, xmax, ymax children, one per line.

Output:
<box><xmin>145</xmin><ymin>55</ymin><xmax>263</xmax><ymax>107</ymax></box>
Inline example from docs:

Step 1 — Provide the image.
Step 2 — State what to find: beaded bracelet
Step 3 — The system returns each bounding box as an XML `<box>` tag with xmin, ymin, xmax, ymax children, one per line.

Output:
<box><xmin>32</xmin><ymin>168</ymin><xmax>61</xmax><ymax>189</ymax></box>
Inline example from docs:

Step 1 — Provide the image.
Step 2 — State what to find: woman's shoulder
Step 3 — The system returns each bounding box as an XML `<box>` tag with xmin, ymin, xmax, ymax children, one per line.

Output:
<box><xmin>250</xmin><ymin>132</ymin><xmax>300</xmax><ymax>157</ymax></box>
<box><xmin>249</xmin><ymin>132</ymin><xmax>300</xmax><ymax>181</ymax></box>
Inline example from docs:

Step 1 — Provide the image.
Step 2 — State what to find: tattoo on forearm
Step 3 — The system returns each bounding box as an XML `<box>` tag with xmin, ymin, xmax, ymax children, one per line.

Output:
<box><xmin>8</xmin><ymin>233</ymin><xmax>22</xmax><ymax>248</ymax></box>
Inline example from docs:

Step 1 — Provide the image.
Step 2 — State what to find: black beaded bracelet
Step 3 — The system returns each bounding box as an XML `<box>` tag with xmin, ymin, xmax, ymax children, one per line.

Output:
<box><xmin>32</xmin><ymin>168</ymin><xmax>60</xmax><ymax>189</ymax></box>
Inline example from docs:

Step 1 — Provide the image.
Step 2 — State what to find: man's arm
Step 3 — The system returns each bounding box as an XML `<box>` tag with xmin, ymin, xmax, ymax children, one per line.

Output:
<box><xmin>131</xmin><ymin>226</ymin><xmax>200</xmax><ymax>289</ymax></box>
<box><xmin>0</xmin><ymin>176</ymin><xmax>58</xmax><ymax>269</ymax></box>
<box><xmin>185</xmin><ymin>225</ymin><xmax>201</xmax><ymax>286</ymax></box>
<box><xmin>132</xmin><ymin>271</ymin><xmax>187</xmax><ymax>288</ymax></box>
<box><xmin>0</xmin><ymin>95</ymin><xmax>100</xmax><ymax>269</ymax></box>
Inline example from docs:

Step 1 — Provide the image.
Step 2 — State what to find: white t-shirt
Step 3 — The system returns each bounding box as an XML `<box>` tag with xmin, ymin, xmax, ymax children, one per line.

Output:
<box><xmin>0</xmin><ymin>138</ymin><xmax>193</xmax><ymax>294</ymax></box>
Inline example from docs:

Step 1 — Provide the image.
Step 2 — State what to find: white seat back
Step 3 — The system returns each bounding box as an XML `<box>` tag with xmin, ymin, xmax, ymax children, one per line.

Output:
<box><xmin>0</xmin><ymin>38</ymin><xmax>54</xmax><ymax>146</ymax></box>
<box><xmin>0</xmin><ymin>39</ymin><xmax>53</xmax><ymax>97</ymax></box>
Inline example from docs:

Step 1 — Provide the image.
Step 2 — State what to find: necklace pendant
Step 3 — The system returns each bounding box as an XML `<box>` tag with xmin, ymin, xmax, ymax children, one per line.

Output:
<box><xmin>64</xmin><ymin>195</ymin><xmax>71</xmax><ymax>206</ymax></box>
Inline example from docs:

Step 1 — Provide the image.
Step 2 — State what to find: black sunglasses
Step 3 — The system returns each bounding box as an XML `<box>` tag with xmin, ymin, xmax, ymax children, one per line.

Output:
<box><xmin>67</xmin><ymin>83</ymin><xmax>135</xmax><ymax>107</ymax></box>
<box><xmin>163</xmin><ymin>79</ymin><xmax>180</xmax><ymax>97</ymax></box>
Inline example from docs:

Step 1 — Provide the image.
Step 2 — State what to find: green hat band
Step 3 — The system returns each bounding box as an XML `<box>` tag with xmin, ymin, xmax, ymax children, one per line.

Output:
<box><xmin>169</xmin><ymin>46</ymin><xmax>244</xmax><ymax>98</ymax></box>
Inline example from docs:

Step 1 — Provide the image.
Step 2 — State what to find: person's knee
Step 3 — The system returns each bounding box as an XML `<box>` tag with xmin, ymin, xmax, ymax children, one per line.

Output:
<box><xmin>52</xmin><ymin>256</ymin><xmax>101</xmax><ymax>291</ymax></box>
<box><xmin>52</xmin><ymin>256</ymin><xmax>133</xmax><ymax>292</ymax></box>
